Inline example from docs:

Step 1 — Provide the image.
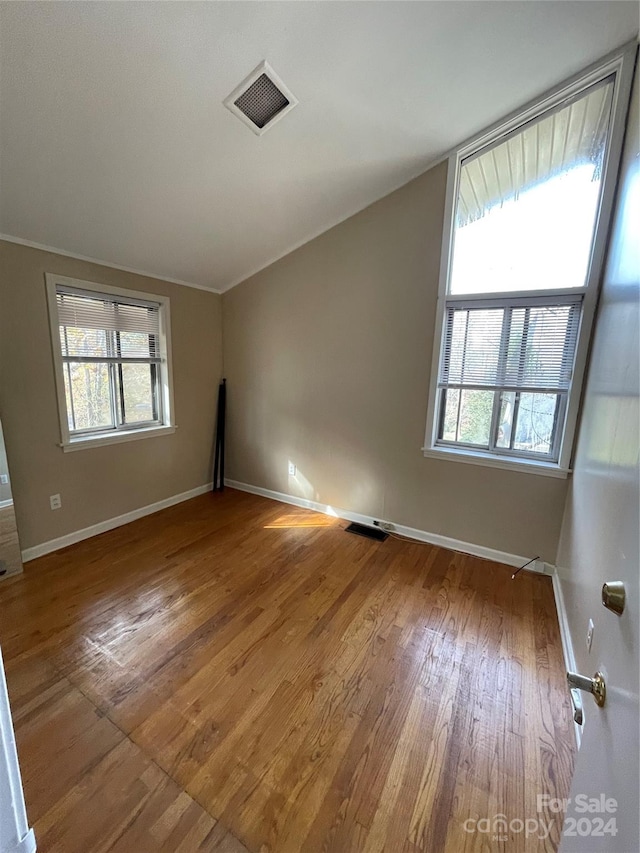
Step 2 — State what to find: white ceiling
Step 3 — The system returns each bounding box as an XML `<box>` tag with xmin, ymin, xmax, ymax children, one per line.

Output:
<box><xmin>0</xmin><ymin>2</ymin><xmax>637</xmax><ymax>293</ymax></box>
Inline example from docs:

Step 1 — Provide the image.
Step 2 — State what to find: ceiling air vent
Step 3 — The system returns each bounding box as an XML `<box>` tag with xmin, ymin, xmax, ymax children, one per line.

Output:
<box><xmin>224</xmin><ymin>61</ymin><xmax>298</xmax><ymax>136</ymax></box>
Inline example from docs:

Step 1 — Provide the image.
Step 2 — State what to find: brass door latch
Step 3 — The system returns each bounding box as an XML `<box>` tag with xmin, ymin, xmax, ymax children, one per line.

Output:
<box><xmin>567</xmin><ymin>671</ymin><xmax>606</xmax><ymax>708</ymax></box>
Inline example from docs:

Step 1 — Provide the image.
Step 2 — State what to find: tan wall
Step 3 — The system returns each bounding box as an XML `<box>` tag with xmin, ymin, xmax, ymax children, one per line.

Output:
<box><xmin>222</xmin><ymin>161</ymin><xmax>568</xmax><ymax>563</ymax></box>
<box><xmin>0</xmin><ymin>240</ymin><xmax>222</xmax><ymax>549</ymax></box>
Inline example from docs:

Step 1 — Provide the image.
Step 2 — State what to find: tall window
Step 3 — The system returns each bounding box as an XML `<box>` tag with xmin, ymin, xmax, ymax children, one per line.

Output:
<box><xmin>47</xmin><ymin>276</ymin><xmax>174</xmax><ymax>449</ymax></box>
<box><xmin>425</xmin><ymin>48</ymin><xmax>634</xmax><ymax>475</ymax></box>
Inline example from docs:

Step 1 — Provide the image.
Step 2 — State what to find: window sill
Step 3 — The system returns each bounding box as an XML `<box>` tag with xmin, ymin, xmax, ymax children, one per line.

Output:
<box><xmin>61</xmin><ymin>424</ymin><xmax>176</xmax><ymax>452</ymax></box>
<box><xmin>421</xmin><ymin>445</ymin><xmax>571</xmax><ymax>478</ymax></box>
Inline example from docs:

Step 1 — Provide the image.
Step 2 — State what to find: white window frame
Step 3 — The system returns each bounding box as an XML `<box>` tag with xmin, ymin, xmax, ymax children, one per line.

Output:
<box><xmin>423</xmin><ymin>42</ymin><xmax>637</xmax><ymax>478</ymax></box>
<box><xmin>46</xmin><ymin>274</ymin><xmax>176</xmax><ymax>451</ymax></box>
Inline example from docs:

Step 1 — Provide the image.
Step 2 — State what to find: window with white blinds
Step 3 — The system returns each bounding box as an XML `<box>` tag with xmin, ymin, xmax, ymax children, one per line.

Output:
<box><xmin>440</xmin><ymin>298</ymin><xmax>581</xmax><ymax>393</ymax></box>
<box><xmin>47</xmin><ymin>278</ymin><xmax>173</xmax><ymax>444</ymax></box>
<box><xmin>424</xmin><ymin>47</ymin><xmax>633</xmax><ymax>471</ymax></box>
<box><xmin>437</xmin><ymin>297</ymin><xmax>581</xmax><ymax>458</ymax></box>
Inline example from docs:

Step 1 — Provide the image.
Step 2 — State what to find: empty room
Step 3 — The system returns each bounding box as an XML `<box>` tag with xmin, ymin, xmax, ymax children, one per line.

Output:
<box><xmin>0</xmin><ymin>2</ymin><xmax>638</xmax><ymax>852</ymax></box>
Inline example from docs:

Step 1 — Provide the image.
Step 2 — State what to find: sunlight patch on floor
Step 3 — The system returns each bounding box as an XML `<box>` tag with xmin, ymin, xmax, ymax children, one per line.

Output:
<box><xmin>264</xmin><ymin>511</ymin><xmax>335</xmax><ymax>529</ymax></box>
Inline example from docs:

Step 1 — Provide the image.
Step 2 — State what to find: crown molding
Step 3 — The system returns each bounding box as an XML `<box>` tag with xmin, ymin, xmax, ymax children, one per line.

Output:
<box><xmin>0</xmin><ymin>234</ymin><xmax>221</xmax><ymax>294</ymax></box>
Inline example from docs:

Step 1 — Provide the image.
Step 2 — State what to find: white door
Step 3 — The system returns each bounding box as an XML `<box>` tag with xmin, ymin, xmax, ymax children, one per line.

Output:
<box><xmin>0</xmin><ymin>648</ymin><xmax>36</xmax><ymax>853</ymax></box>
<box><xmin>556</xmin><ymin>56</ymin><xmax>639</xmax><ymax>853</ymax></box>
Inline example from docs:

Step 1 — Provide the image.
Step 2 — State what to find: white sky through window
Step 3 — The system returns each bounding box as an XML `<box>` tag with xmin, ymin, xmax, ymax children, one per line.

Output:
<box><xmin>450</xmin><ymin>165</ymin><xmax>602</xmax><ymax>295</ymax></box>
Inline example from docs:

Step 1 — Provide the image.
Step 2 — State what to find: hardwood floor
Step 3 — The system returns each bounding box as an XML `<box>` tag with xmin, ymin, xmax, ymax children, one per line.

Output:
<box><xmin>5</xmin><ymin>655</ymin><xmax>247</xmax><ymax>852</ymax></box>
<box><xmin>0</xmin><ymin>488</ymin><xmax>574</xmax><ymax>852</ymax></box>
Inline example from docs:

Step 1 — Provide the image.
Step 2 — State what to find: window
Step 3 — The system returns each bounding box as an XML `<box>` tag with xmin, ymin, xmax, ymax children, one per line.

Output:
<box><xmin>438</xmin><ymin>297</ymin><xmax>581</xmax><ymax>460</ymax></box>
<box><xmin>424</xmin><ymin>46</ymin><xmax>635</xmax><ymax>476</ymax></box>
<box><xmin>46</xmin><ymin>276</ymin><xmax>175</xmax><ymax>450</ymax></box>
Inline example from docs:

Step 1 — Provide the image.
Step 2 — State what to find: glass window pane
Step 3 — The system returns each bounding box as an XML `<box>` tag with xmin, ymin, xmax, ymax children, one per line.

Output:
<box><xmin>63</xmin><ymin>364</ymin><xmax>76</xmax><ymax>431</ymax></box>
<box><xmin>496</xmin><ymin>391</ymin><xmax>516</xmax><ymax>448</ymax></box>
<box><xmin>441</xmin><ymin>389</ymin><xmax>460</xmax><ymax>441</ymax></box>
<box><xmin>450</xmin><ymin>78</ymin><xmax>614</xmax><ymax>295</ymax></box>
<box><xmin>440</xmin><ymin>389</ymin><xmax>494</xmax><ymax>446</ymax></box>
<box><xmin>64</xmin><ymin>363</ymin><xmax>114</xmax><ymax>431</ymax></box>
<box><xmin>513</xmin><ymin>393</ymin><xmax>559</xmax><ymax>455</ymax></box>
<box><xmin>120</xmin><ymin>363</ymin><xmax>156</xmax><ymax>424</ymax></box>
<box><xmin>457</xmin><ymin>390</ymin><xmax>494</xmax><ymax>446</ymax></box>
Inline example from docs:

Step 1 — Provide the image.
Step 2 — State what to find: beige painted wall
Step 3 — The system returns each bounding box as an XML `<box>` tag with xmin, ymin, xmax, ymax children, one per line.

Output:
<box><xmin>223</xmin><ymin>161</ymin><xmax>569</xmax><ymax>563</ymax></box>
<box><xmin>0</xmin><ymin>240</ymin><xmax>222</xmax><ymax>549</ymax></box>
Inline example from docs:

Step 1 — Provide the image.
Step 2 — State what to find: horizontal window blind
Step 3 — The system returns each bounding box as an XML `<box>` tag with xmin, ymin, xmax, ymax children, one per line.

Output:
<box><xmin>56</xmin><ymin>287</ymin><xmax>161</xmax><ymax>362</ymax></box>
<box><xmin>439</xmin><ymin>298</ymin><xmax>582</xmax><ymax>393</ymax></box>
<box><xmin>56</xmin><ymin>288</ymin><xmax>160</xmax><ymax>334</ymax></box>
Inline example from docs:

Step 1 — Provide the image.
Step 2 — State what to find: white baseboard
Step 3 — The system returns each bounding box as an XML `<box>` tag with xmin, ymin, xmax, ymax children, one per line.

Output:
<box><xmin>21</xmin><ymin>483</ymin><xmax>213</xmax><ymax>562</ymax></box>
<box><xmin>225</xmin><ymin>478</ymin><xmax>548</xmax><ymax>573</ymax></box>
<box><xmin>551</xmin><ymin>566</ymin><xmax>582</xmax><ymax>748</ymax></box>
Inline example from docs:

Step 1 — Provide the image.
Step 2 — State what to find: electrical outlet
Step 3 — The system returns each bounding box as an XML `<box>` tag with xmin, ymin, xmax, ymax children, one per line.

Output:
<box><xmin>288</xmin><ymin>461</ymin><xmax>296</xmax><ymax>477</ymax></box>
<box><xmin>50</xmin><ymin>494</ymin><xmax>62</xmax><ymax>510</ymax></box>
<box><xmin>0</xmin><ymin>474</ymin><xmax>8</xmax><ymax>485</ymax></box>
<box><xmin>586</xmin><ymin>619</ymin><xmax>595</xmax><ymax>653</ymax></box>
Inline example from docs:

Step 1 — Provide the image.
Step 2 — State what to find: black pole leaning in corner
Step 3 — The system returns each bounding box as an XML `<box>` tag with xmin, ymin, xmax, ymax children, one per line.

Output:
<box><xmin>212</xmin><ymin>378</ymin><xmax>226</xmax><ymax>491</ymax></box>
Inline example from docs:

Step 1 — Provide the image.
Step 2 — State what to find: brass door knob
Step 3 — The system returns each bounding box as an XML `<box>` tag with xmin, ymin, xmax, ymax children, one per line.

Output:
<box><xmin>567</xmin><ymin>671</ymin><xmax>606</xmax><ymax>708</ymax></box>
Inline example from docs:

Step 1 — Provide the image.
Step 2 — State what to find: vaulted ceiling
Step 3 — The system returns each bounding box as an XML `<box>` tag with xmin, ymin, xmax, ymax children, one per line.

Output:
<box><xmin>0</xmin><ymin>2</ymin><xmax>637</xmax><ymax>292</ymax></box>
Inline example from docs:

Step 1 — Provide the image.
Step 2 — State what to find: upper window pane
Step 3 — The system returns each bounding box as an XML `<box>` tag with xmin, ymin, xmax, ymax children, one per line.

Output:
<box><xmin>449</xmin><ymin>78</ymin><xmax>614</xmax><ymax>295</ymax></box>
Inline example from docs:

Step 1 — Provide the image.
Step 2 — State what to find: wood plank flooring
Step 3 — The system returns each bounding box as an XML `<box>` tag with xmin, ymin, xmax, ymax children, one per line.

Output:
<box><xmin>0</xmin><ymin>488</ymin><xmax>575</xmax><ymax>852</ymax></box>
